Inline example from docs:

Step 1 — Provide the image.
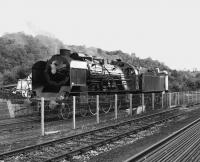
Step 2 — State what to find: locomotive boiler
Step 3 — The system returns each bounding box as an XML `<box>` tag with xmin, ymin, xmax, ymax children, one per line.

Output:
<box><xmin>32</xmin><ymin>49</ymin><xmax>168</xmax><ymax>101</ymax></box>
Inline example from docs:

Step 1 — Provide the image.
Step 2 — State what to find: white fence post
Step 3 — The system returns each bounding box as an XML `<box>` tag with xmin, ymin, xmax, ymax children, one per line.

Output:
<box><xmin>169</xmin><ymin>93</ymin><xmax>171</xmax><ymax>108</ymax></box>
<box><xmin>152</xmin><ymin>93</ymin><xmax>155</xmax><ymax>110</ymax></box>
<box><xmin>174</xmin><ymin>93</ymin><xmax>176</xmax><ymax>106</ymax></box>
<box><xmin>161</xmin><ymin>92</ymin><xmax>164</xmax><ymax>108</ymax></box>
<box><xmin>41</xmin><ymin>97</ymin><xmax>45</xmax><ymax>136</ymax></box>
<box><xmin>129</xmin><ymin>94</ymin><xmax>132</xmax><ymax>116</ymax></box>
<box><xmin>181</xmin><ymin>92</ymin><xmax>183</xmax><ymax>105</ymax></box>
<box><xmin>180</xmin><ymin>92</ymin><xmax>182</xmax><ymax>105</ymax></box>
<box><xmin>96</xmin><ymin>95</ymin><xmax>99</xmax><ymax>124</ymax></box>
<box><xmin>115</xmin><ymin>94</ymin><xmax>118</xmax><ymax>119</ymax></box>
<box><xmin>142</xmin><ymin>93</ymin><xmax>145</xmax><ymax>112</ymax></box>
<box><xmin>177</xmin><ymin>92</ymin><xmax>179</xmax><ymax>105</ymax></box>
<box><xmin>175</xmin><ymin>92</ymin><xmax>177</xmax><ymax>106</ymax></box>
<box><xmin>175</xmin><ymin>93</ymin><xmax>177</xmax><ymax>106</ymax></box>
<box><xmin>73</xmin><ymin>96</ymin><xmax>76</xmax><ymax>129</ymax></box>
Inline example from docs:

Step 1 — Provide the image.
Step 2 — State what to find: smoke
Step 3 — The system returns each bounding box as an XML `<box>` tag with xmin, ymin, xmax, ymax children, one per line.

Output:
<box><xmin>26</xmin><ymin>21</ymin><xmax>55</xmax><ymax>38</ymax></box>
<box><xmin>26</xmin><ymin>21</ymin><xmax>65</xmax><ymax>54</ymax></box>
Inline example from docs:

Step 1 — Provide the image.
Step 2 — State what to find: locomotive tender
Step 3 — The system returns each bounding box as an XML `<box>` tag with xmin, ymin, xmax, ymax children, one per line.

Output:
<box><xmin>32</xmin><ymin>49</ymin><xmax>168</xmax><ymax>101</ymax></box>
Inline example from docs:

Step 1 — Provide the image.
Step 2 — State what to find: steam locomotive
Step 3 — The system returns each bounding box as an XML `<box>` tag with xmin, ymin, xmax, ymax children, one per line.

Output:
<box><xmin>32</xmin><ymin>49</ymin><xmax>168</xmax><ymax>118</ymax></box>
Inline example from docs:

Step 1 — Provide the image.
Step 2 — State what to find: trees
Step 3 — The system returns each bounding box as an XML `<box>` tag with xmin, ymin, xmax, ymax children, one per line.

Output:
<box><xmin>0</xmin><ymin>33</ymin><xmax>64</xmax><ymax>85</ymax></box>
<box><xmin>0</xmin><ymin>32</ymin><xmax>199</xmax><ymax>92</ymax></box>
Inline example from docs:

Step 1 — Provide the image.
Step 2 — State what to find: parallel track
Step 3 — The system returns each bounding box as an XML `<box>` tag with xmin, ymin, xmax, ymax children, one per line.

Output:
<box><xmin>125</xmin><ymin>115</ymin><xmax>200</xmax><ymax>162</ymax></box>
<box><xmin>0</xmin><ymin>108</ymin><xmax>181</xmax><ymax>162</ymax></box>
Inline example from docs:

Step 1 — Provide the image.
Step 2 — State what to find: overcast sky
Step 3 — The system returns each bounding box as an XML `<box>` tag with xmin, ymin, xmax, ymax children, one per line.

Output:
<box><xmin>0</xmin><ymin>0</ymin><xmax>200</xmax><ymax>70</ymax></box>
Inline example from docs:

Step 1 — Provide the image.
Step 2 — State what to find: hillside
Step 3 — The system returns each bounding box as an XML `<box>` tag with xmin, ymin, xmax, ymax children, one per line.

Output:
<box><xmin>0</xmin><ymin>32</ymin><xmax>199</xmax><ymax>91</ymax></box>
<box><xmin>66</xmin><ymin>45</ymin><xmax>170</xmax><ymax>71</ymax></box>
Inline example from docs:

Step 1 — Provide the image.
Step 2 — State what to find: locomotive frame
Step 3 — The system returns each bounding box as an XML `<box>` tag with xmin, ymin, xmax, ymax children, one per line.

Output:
<box><xmin>32</xmin><ymin>49</ymin><xmax>168</xmax><ymax>119</ymax></box>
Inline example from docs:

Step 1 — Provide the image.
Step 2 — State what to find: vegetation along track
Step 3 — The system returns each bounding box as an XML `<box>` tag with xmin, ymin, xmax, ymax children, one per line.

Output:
<box><xmin>0</xmin><ymin>108</ymin><xmax>181</xmax><ymax>162</ymax></box>
<box><xmin>125</xmin><ymin>115</ymin><xmax>200</xmax><ymax>162</ymax></box>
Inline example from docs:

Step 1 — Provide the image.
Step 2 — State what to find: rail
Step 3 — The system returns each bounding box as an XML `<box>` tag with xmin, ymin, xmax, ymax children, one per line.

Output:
<box><xmin>125</xmin><ymin>117</ymin><xmax>200</xmax><ymax>162</ymax></box>
<box><xmin>0</xmin><ymin>109</ymin><xmax>181</xmax><ymax>161</ymax></box>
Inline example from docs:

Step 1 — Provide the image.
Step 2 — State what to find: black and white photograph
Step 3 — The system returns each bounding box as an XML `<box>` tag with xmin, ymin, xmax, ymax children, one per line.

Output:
<box><xmin>0</xmin><ymin>0</ymin><xmax>200</xmax><ymax>161</ymax></box>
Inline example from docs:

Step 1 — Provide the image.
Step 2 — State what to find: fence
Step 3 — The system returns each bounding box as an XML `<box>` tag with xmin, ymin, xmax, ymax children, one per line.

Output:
<box><xmin>1</xmin><ymin>90</ymin><xmax>199</xmax><ymax>136</ymax></box>
<box><xmin>38</xmin><ymin>90</ymin><xmax>200</xmax><ymax>136</ymax></box>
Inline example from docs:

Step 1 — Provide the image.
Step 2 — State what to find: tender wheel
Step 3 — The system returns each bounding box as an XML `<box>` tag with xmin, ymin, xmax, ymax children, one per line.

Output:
<box><xmin>59</xmin><ymin>103</ymin><xmax>71</xmax><ymax>119</ymax></box>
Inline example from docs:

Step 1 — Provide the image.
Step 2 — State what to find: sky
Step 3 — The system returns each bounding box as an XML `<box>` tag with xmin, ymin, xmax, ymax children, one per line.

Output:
<box><xmin>0</xmin><ymin>0</ymin><xmax>200</xmax><ymax>70</ymax></box>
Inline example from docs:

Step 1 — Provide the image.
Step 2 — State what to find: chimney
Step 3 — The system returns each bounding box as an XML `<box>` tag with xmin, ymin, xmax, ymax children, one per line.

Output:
<box><xmin>60</xmin><ymin>49</ymin><xmax>71</xmax><ymax>55</ymax></box>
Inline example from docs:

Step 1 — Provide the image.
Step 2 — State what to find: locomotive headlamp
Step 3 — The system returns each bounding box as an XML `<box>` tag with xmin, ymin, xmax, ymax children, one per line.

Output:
<box><xmin>50</xmin><ymin>61</ymin><xmax>57</xmax><ymax>74</ymax></box>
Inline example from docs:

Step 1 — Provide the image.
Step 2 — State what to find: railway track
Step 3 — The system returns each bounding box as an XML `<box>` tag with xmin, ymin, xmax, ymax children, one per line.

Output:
<box><xmin>125</xmin><ymin>114</ymin><xmax>200</xmax><ymax>162</ymax></box>
<box><xmin>0</xmin><ymin>108</ymin><xmax>181</xmax><ymax>162</ymax></box>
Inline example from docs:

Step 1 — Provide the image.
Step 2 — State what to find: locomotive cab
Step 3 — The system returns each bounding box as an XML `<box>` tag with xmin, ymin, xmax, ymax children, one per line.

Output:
<box><xmin>70</xmin><ymin>60</ymin><xmax>88</xmax><ymax>93</ymax></box>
